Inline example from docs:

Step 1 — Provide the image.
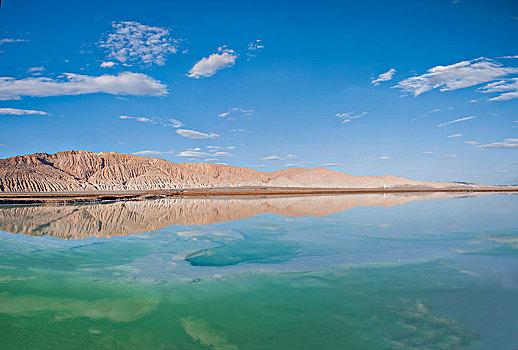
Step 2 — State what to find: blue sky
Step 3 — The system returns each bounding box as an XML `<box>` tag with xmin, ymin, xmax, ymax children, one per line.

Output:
<box><xmin>0</xmin><ymin>0</ymin><xmax>517</xmax><ymax>184</ymax></box>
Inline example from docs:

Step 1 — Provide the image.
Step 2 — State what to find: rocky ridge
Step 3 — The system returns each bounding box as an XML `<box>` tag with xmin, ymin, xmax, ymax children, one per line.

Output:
<box><xmin>0</xmin><ymin>150</ymin><xmax>472</xmax><ymax>192</ymax></box>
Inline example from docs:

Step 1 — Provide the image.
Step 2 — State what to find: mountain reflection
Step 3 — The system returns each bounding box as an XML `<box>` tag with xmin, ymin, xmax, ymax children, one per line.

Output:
<box><xmin>0</xmin><ymin>193</ymin><xmax>482</xmax><ymax>239</ymax></box>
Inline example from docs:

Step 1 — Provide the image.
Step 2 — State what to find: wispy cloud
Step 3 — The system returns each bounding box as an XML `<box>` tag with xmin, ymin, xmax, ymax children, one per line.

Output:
<box><xmin>443</xmin><ymin>154</ymin><xmax>457</xmax><ymax>159</ymax></box>
<box><xmin>476</xmin><ymin>138</ymin><xmax>518</xmax><ymax>149</ymax></box>
<box><xmin>166</xmin><ymin>119</ymin><xmax>184</xmax><ymax>128</ymax></box>
<box><xmin>0</xmin><ymin>38</ymin><xmax>28</xmax><ymax>47</ymax></box>
<box><xmin>437</xmin><ymin>116</ymin><xmax>475</xmax><ymax>127</ymax></box>
<box><xmin>336</xmin><ymin>112</ymin><xmax>367</xmax><ymax>124</ymax></box>
<box><xmin>188</xmin><ymin>47</ymin><xmax>238</xmax><ymax>79</ymax></box>
<box><xmin>27</xmin><ymin>67</ymin><xmax>45</xmax><ymax>73</ymax></box>
<box><xmin>133</xmin><ymin>150</ymin><xmax>174</xmax><ymax>155</ymax></box>
<box><xmin>247</xmin><ymin>39</ymin><xmax>264</xmax><ymax>59</ymax></box>
<box><xmin>410</xmin><ymin>107</ymin><xmax>453</xmax><ymax>122</ymax></box>
<box><xmin>479</xmin><ymin>78</ymin><xmax>518</xmax><ymax>101</ymax></box>
<box><xmin>323</xmin><ymin>162</ymin><xmax>341</xmax><ymax>167</ymax></box>
<box><xmin>378</xmin><ymin>156</ymin><xmax>391</xmax><ymax>160</ymax></box>
<box><xmin>207</xmin><ymin>145</ymin><xmax>235</xmax><ymax>150</ymax></box>
<box><xmin>395</xmin><ymin>58</ymin><xmax>518</xmax><ymax>100</ymax></box>
<box><xmin>118</xmin><ymin>115</ymin><xmax>183</xmax><ymax>128</ymax></box>
<box><xmin>261</xmin><ymin>155</ymin><xmax>284</xmax><ymax>160</ymax></box>
<box><xmin>213</xmin><ymin>151</ymin><xmax>234</xmax><ymax>157</ymax></box>
<box><xmin>176</xmin><ymin>129</ymin><xmax>219</xmax><ymax>139</ymax></box>
<box><xmin>0</xmin><ymin>108</ymin><xmax>49</xmax><ymax>116</ymax></box>
<box><xmin>371</xmin><ymin>68</ymin><xmax>396</xmax><ymax>85</ymax></box>
<box><xmin>423</xmin><ymin>151</ymin><xmax>433</xmax><ymax>154</ymax></box>
<box><xmin>447</xmin><ymin>133</ymin><xmax>462</xmax><ymax>138</ymax></box>
<box><xmin>119</xmin><ymin>115</ymin><xmax>152</xmax><ymax>123</ymax></box>
<box><xmin>464</xmin><ymin>140</ymin><xmax>479</xmax><ymax>145</ymax></box>
<box><xmin>99</xmin><ymin>21</ymin><xmax>178</xmax><ymax>66</ymax></box>
<box><xmin>176</xmin><ymin>150</ymin><xmax>233</xmax><ymax>158</ymax></box>
<box><xmin>218</xmin><ymin>107</ymin><xmax>254</xmax><ymax>120</ymax></box>
<box><xmin>0</xmin><ymin>72</ymin><xmax>167</xmax><ymax>100</ymax></box>
<box><xmin>176</xmin><ymin>150</ymin><xmax>211</xmax><ymax>157</ymax></box>
<box><xmin>284</xmin><ymin>162</ymin><xmax>312</xmax><ymax>167</ymax></box>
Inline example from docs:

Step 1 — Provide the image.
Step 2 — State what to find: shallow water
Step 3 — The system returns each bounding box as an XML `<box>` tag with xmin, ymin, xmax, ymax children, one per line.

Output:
<box><xmin>0</xmin><ymin>193</ymin><xmax>517</xmax><ymax>349</ymax></box>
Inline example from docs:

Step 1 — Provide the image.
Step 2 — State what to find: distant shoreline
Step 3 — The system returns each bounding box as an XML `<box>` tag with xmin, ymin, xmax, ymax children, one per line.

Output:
<box><xmin>0</xmin><ymin>187</ymin><xmax>516</xmax><ymax>205</ymax></box>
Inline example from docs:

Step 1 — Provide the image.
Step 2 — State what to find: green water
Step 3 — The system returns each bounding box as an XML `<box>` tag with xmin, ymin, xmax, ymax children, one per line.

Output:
<box><xmin>0</xmin><ymin>194</ymin><xmax>517</xmax><ymax>349</ymax></box>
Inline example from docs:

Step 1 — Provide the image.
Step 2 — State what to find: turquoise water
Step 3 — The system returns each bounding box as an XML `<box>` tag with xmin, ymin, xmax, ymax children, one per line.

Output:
<box><xmin>0</xmin><ymin>194</ymin><xmax>517</xmax><ymax>349</ymax></box>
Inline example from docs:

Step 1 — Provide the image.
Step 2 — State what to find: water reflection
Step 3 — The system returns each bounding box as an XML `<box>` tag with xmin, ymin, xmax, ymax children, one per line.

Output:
<box><xmin>0</xmin><ymin>193</ymin><xmax>516</xmax><ymax>349</ymax></box>
<box><xmin>0</xmin><ymin>192</ymin><xmax>484</xmax><ymax>239</ymax></box>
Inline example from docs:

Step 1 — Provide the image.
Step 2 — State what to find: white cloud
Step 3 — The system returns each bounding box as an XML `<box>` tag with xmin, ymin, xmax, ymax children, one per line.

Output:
<box><xmin>119</xmin><ymin>115</ymin><xmax>183</xmax><ymax>129</ymax></box>
<box><xmin>395</xmin><ymin>58</ymin><xmax>518</xmax><ymax>98</ymax></box>
<box><xmin>378</xmin><ymin>156</ymin><xmax>391</xmax><ymax>160</ymax></box>
<box><xmin>443</xmin><ymin>154</ymin><xmax>457</xmax><ymax>159</ymax></box>
<box><xmin>260</xmin><ymin>155</ymin><xmax>284</xmax><ymax>160</ymax></box>
<box><xmin>476</xmin><ymin>138</ymin><xmax>518</xmax><ymax>149</ymax></box>
<box><xmin>188</xmin><ymin>47</ymin><xmax>238</xmax><ymax>79</ymax></box>
<box><xmin>447</xmin><ymin>133</ymin><xmax>462</xmax><ymax>138</ymax></box>
<box><xmin>247</xmin><ymin>39</ymin><xmax>264</xmax><ymax>59</ymax></box>
<box><xmin>423</xmin><ymin>151</ymin><xmax>433</xmax><ymax>154</ymax></box>
<box><xmin>410</xmin><ymin>107</ymin><xmax>452</xmax><ymax>122</ymax></box>
<box><xmin>284</xmin><ymin>162</ymin><xmax>311</xmax><ymax>167</ymax></box>
<box><xmin>176</xmin><ymin>129</ymin><xmax>219</xmax><ymax>139</ymax></box>
<box><xmin>479</xmin><ymin>78</ymin><xmax>518</xmax><ymax>101</ymax></box>
<box><xmin>437</xmin><ymin>116</ymin><xmax>475</xmax><ymax>127</ymax></box>
<box><xmin>100</xmin><ymin>61</ymin><xmax>116</xmax><ymax>68</ymax></box>
<box><xmin>99</xmin><ymin>21</ymin><xmax>178</xmax><ymax>66</ymax></box>
<box><xmin>133</xmin><ymin>150</ymin><xmax>174</xmax><ymax>155</ymax></box>
<box><xmin>176</xmin><ymin>150</ymin><xmax>211</xmax><ymax>157</ymax></box>
<box><xmin>0</xmin><ymin>72</ymin><xmax>167</xmax><ymax>100</ymax></box>
<box><xmin>231</xmin><ymin>128</ymin><xmax>244</xmax><ymax>132</ymax></box>
<box><xmin>336</xmin><ymin>112</ymin><xmax>367</xmax><ymax>124</ymax></box>
<box><xmin>464</xmin><ymin>141</ymin><xmax>479</xmax><ymax>145</ymax></box>
<box><xmin>0</xmin><ymin>38</ymin><xmax>27</xmax><ymax>47</ymax></box>
<box><xmin>119</xmin><ymin>115</ymin><xmax>154</xmax><ymax>124</ymax></box>
<box><xmin>176</xmin><ymin>150</ymin><xmax>233</xmax><ymax>158</ymax></box>
<box><xmin>166</xmin><ymin>119</ymin><xmax>184</xmax><ymax>128</ymax></box>
<box><xmin>213</xmin><ymin>151</ymin><xmax>233</xmax><ymax>157</ymax></box>
<box><xmin>207</xmin><ymin>145</ymin><xmax>235</xmax><ymax>150</ymax></box>
<box><xmin>499</xmin><ymin>55</ymin><xmax>518</xmax><ymax>59</ymax></box>
<box><xmin>371</xmin><ymin>68</ymin><xmax>396</xmax><ymax>85</ymax></box>
<box><xmin>323</xmin><ymin>162</ymin><xmax>341</xmax><ymax>167</ymax></box>
<box><xmin>27</xmin><ymin>67</ymin><xmax>45</xmax><ymax>73</ymax></box>
<box><xmin>286</xmin><ymin>154</ymin><xmax>298</xmax><ymax>159</ymax></box>
<box><xmin>0</xmin><ymin>108</ymin><xmax>48</xmax><ymax>116</ymax></box>
<box><xmin>218</xmin><ymin>107</ymin><xmax>254</xmax><ymax>120</ymax></box>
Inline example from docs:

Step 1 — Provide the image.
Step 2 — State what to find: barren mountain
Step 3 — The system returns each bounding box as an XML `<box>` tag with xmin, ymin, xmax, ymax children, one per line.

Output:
<box><xmin>0</xmin><ymin>150</ymin><xmax>471</xmax><ymax>192</ymax></box>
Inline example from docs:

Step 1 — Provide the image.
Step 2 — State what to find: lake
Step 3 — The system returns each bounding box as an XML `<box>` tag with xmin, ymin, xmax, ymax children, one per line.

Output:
<box><xmin>0</xmin><ymin>193</ymin><xmax>517</xmax><ymax>349</ymax></box>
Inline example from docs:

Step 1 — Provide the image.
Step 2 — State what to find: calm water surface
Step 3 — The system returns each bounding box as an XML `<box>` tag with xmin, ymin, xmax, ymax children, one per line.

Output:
<box><xmin>0</xmin><ymin>193</ymin><xmax>517</xmax><ymax>349</ymax></box>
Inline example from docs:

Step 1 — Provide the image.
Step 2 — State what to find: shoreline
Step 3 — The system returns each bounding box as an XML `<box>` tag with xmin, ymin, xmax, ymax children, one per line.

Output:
<box><xmin>0</xmin><ymin>187</ymin><xmax>516</xmax><ymax>204</ymax></box>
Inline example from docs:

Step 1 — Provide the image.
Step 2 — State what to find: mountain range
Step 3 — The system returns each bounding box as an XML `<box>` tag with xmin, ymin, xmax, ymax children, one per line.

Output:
<box><xmin>0</xmin><ymin>150</ymin><xmax>480</xmax><ymax>192</ymax></box>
